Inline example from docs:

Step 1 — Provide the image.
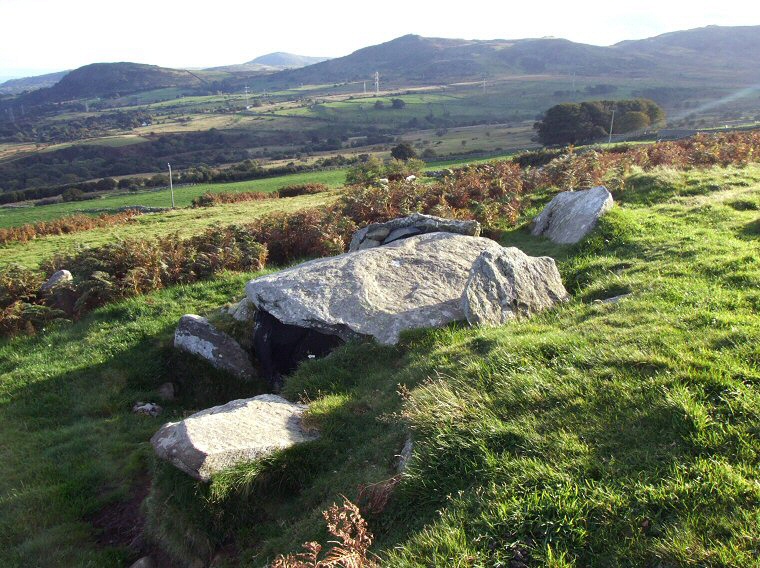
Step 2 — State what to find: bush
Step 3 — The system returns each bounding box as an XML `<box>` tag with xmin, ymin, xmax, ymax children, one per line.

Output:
<box><xmin>277</xmin><ymin>183</ymin><xmax>329</xmax><ymax>198</ymax></box>
<box><xmin>345</xmin><ymin>156</ymin><xmax>386</xmax><ymax>185</ymax></box>
<box><xmin>247</xmin><ymin>209</ymin><xmax>355</xmax><ymax>265</ymax></box>
<box><xmin>191</xmin><ymin>191</ymin><xmax>277</xmax><ymax>208</ymax></box>
<box><xmin>36</xmin><ymin>225</ymin><xmax>267</xmax><ymax>319</ymax></box>
<box><xmin>390</xmin><ymin>143</ymin><xmax>417</xmax><ymax>161</ymax></box>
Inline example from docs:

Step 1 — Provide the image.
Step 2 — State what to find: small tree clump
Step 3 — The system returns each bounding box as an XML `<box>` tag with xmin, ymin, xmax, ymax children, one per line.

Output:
<box><xmin>390</xmin><ymin>143</ymin><xmax>418</xmax><ymax>161</ymax></box>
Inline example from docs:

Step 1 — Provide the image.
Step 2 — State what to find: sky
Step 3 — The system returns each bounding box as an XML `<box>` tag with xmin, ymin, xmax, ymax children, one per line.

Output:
<box><xmin>1</xmin><ymin>0</ymin><xmax>760</xmax><ymax>79</ymax></box>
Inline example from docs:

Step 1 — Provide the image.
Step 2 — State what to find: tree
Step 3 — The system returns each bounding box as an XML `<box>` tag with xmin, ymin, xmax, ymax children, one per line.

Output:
<box><xmin>617</xmin><ymin>111</ymin><xmax>651</xmax><ymax>133</ymax></box>
<box><xmin>390</xmin><ymin>142</ymin><xmax>418</xmax><ymax>161</ymax></box>
<box><xmin>373</xmin><ymin>100</ymin><xmax>385</xmax><ymax>110</ymax></box>
<box><xmin>534</xmin><ymin>98</ymin><xmax>665</xmax><ymax>146</ymax></box>
<box><xmin>391</xmin><ymin>98</ymin><xmax>406</xmax><ymax>109</ymax></box>
<box><xmin>345</xmin><ymin>156</ymin><xmax>385</xmax><ymax>185</ymax></box>
<box><xmin>61</xmin><ymin>188</ymin><xmax>84</xmax><ymax>202</ymax></box>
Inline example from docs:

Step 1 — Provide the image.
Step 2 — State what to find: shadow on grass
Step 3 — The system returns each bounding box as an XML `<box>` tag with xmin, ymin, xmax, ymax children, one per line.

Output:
<box><xmin>142</xmin><ymin>339</ymin><xmax>418</xmax><ymax>565</ymax></box>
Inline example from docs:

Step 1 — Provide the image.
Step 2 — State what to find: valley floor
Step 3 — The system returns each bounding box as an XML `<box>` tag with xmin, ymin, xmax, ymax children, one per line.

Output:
<box><xmin>0</xmin><ymin>165</ymin><xmax>758</xmax><ymax>566</ymax></box>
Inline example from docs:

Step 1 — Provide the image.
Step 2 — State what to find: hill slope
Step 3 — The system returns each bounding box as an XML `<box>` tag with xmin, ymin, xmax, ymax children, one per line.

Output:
<box><xmin>0</xmin><ymin>70</ymin><xmax>69</xmax><ymax>95</ymax></box>
<box><xmin>259</xmin><ymin>26</ymin><xmax>760</xmax><ymax>88</ymax></box>
<box><xmin>615</xmin><ymin>25</ymin><xmax>760</xmax><ymax>81</ymax></box>
<box><xmin>20</xmin><ymin>62</ymin><xmax>205</xmax><ymax>104</ymax></box>
<box><xmin>1</xmin><ymin>160</ymin><xmax>758</xmax><ymax>566</ymax></box>
<box><xmin>248</xmin><ymin>52</ymin><xmax>330</xmax><ymax>68</ymax></box>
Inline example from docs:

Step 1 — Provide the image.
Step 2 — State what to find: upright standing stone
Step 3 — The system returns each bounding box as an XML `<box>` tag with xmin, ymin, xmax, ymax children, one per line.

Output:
<box><xmin>174</xmin><ymin>314</ymin><xmax>255</xmax><ymax>381</ymax></box>
<box><xmin>531</xmin><ymin>186</ymin><xmax>613</xmax><ymax>244</ymax></box>
<box><xmin>40</xmin><ymin>269</ymin><xmax>73</xmax><ymax>293</ymax></box>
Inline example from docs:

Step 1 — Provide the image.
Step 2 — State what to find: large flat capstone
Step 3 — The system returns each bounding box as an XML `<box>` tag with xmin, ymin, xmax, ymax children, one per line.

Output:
<box><xmin>462</xmin><ymin>247</ymin><xmax>570</xmax><ymax>326</ymax></box>
<box><xmin>246</xmin><ymin>232</ymin><xmax>504</xmax><ymax>345</ymax></box>
<box><xmin>531</xmin><ymin>186</ymin><xmax>613</xmax><ymax>244</ymax></box>
<box><xmin>174</xmin><ymin>314</ymin><xmax>254</xmax><ymax>381</ymax></box>
<box><xmin>349</xmin><ymin>213</ymin><xmax>481</xmax><ymax>252</ymax></box>
<box><xmin>151</xmin><ymin>394</ymin><xmax>317</xmax><ymax>481</ymax></box>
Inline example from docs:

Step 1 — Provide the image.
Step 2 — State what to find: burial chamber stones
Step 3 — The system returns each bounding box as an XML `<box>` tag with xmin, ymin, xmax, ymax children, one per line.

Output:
<box><xmin>158</xmin><ymin>227</ymin><xmax>572</xmax><ymax>480</ymax></box>
<box><xmin>348</xmin><ymin>212</ymin><xmax>481</xmax><ymax>252</ymax></box>
<box><xmin>247</xmin><ymin>232</ymin><xmax>505</xmax><ymax>346</ymax></box>
<box><xmin>462</xmin><ymin>247</ymin><xmax>569</xmax><ymax>326</ymax></box>
<box><xmin>247</xmin><ymin>232</ymin><xmax>570</xmax><ymax>347</ymax></box>
<box><xmin>174</xmin><ymin>314</ymin><xmax>255</xmax><ymax>381</ymax></box>
<box><xmin>531</xmin><ymin>185</ymin><xmax>613</xmax><ymax>244</ymax></box>
<box><xmin>151</xmin><ymin>394</ymin><xmax>316</xmax><ymax>481</ymax></box>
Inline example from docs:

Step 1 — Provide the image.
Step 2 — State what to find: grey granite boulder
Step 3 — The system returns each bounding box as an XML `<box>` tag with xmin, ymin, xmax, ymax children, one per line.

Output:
<box><xmin>349</xmin><ymin>213</ymin><xmax>481</xmax><ymax>252</ymax></box>
<box><xmin>531</xmin><ymin>186</ymin><xmax>613</xmax><ymax>244</ymax></box>
<box><xmin>151</xmin><ymin>394</ymin><xmax>317</xmax><ymax>481</ymax></box>
<box><xmin>174</xmin><ymin>314</ymin><xmax>254</xmax><ymax>381</ymax></box>
<box><xmin>462</xmin><ymin>248</ymin><xmax>570</xmax><ymax>326</ymax></box>
<box><xmin>230</xmin><ymin>298</ymin><xmax>256</xmax><ymax>323</ymax></box>
<box><xmin>40</xmin><ymin>269</ymin><xmax>73</xmax><ymax>293</ymax></box>
<box><xmin>246</xmin><ymin>233</ymin><xmax>503</xmax><ymax>345</ymax></box>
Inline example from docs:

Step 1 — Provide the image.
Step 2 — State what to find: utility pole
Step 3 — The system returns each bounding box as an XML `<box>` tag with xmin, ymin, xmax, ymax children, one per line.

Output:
<box><xmin>244</xmin><ymin>85</ymin><xmax>250</xmax><ymax>109</ymax></box>
<box><xmin>482</xmin><ymin>79</ymin><xmax>486</xmax><ymax>94</ymax></box>
<box><xmin>374</xmin><ymin>71</ymin><xmax>379</xmax><ymax>96</ymax></box>
<box><xmin>167</xmin><ymin>163</ymin><xmax>175</xmax><ymax>209</ymax></box>
<box><xmin>363</xmin><ymin>81</ymin><xmax>366</xmax><ymax>94</ymax></box>
<box><xmin>608</xmin><ymin>109</ymin><xmax>616</xmax><ymax>144</ymax></box>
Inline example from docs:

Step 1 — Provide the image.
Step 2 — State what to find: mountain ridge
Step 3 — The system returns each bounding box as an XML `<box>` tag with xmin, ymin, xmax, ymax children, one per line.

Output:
<box><xmin>4</xmin><ymin>25</ymin><xmax>760</xmax><ymax>107</ymax></box>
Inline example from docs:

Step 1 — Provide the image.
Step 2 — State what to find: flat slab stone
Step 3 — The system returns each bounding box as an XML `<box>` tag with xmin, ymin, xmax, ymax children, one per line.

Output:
<box><xmin>462</xmin><ymin>247</ymin><xmax>570</xmax><ymax>326</ymax></box>
<box><xmin>174</xmin><ymin>314</ymin><xmax>254</xmax><ymax>381</ymax></box>
<box><xmin>349</xmin><ymin>213</ymin><xmax>481</xmax><ymax>252</ymax></box>
<box><xmin>531</xmin><ymin>186</ymin><xmax>613</xmax><ymax>244</ymax></box>
<box><xmin>246</xmin><ymin>233</ymin><xmax>504</xmax><ymax>345</ymax></box>
<box><xmin>151</xmin><ymin>394</ymin><xmax>317</xmax><ymax>481</ymax></box>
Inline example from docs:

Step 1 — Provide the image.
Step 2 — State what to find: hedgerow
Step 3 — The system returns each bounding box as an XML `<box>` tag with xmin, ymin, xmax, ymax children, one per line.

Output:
<box><xmin>191</xmin><ymin>190</ymin><xmax>277</xmax><ymax>207</ymax></box>
<box><xmin>277</xmin><ymin>183</ymin><xmax>330</xmax><ymax>198</ymax></box>
<box><xmin>0</xmin><ymin>210</ymin><xmax>143</xmax><ymax>245</ymax></box>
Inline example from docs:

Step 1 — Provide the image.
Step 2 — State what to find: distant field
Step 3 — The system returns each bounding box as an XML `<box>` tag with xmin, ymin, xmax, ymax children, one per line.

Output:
<box><xmin>0</xmin><ymin>191</ymin><xmax>338</xmax><ymax>268</ymax></box>
<box><xmin>401</xmin><ymin>123</ymin><xmax>537</xmax><ymax>156</ymax></box>
<box><xmin>0</xmin><ymin>152</ymin><xmax>527</xmax><ymax>230</ymax></box>
<box><xmin>0</xmin><ymin>169</ymin><xmax>347</xmax><ymax>228</ymax></box>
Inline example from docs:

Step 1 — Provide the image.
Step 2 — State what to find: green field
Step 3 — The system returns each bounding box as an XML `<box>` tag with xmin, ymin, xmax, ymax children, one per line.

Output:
<box><xmin>0</xmin><ymin>169</ymin><xmax>347</xmax><ymax>229</ymax></box>
<box><xmin>0</xmin><ymin>162</ymin><xmax>758</xmax><ymax>566</ymax></box>
<box><xmin>0</xmin><ymin>191</ymin><xmax>338</xmax><ymax>269</ymax></box>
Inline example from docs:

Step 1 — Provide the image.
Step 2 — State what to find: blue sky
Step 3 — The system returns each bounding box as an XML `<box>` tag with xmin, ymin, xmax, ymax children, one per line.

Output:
<box><xmin>1</xmin><ymin>0</ymin><xmax>759</xmax><ymax>78</ymax></box>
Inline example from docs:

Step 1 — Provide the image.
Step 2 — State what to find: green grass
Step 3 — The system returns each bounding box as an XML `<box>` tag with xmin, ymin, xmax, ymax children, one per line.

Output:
<box><xmin>1</xmin><ymin>164</ymin><xmax>759</xmax><ymax>566</ymax></box>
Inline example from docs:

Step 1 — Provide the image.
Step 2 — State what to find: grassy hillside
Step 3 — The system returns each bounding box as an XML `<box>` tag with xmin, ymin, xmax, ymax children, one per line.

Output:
<box><xmin>1</xmin><ymin>161</ymin><xmax>757</xmax><ymax>566</ymax></box>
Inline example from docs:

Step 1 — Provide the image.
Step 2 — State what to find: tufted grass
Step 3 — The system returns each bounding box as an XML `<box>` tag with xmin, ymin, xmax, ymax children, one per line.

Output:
<box><xmin>0</xmin><ymin>164</ymin><xmax>758</xmax><ymax>566</ymax></box>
